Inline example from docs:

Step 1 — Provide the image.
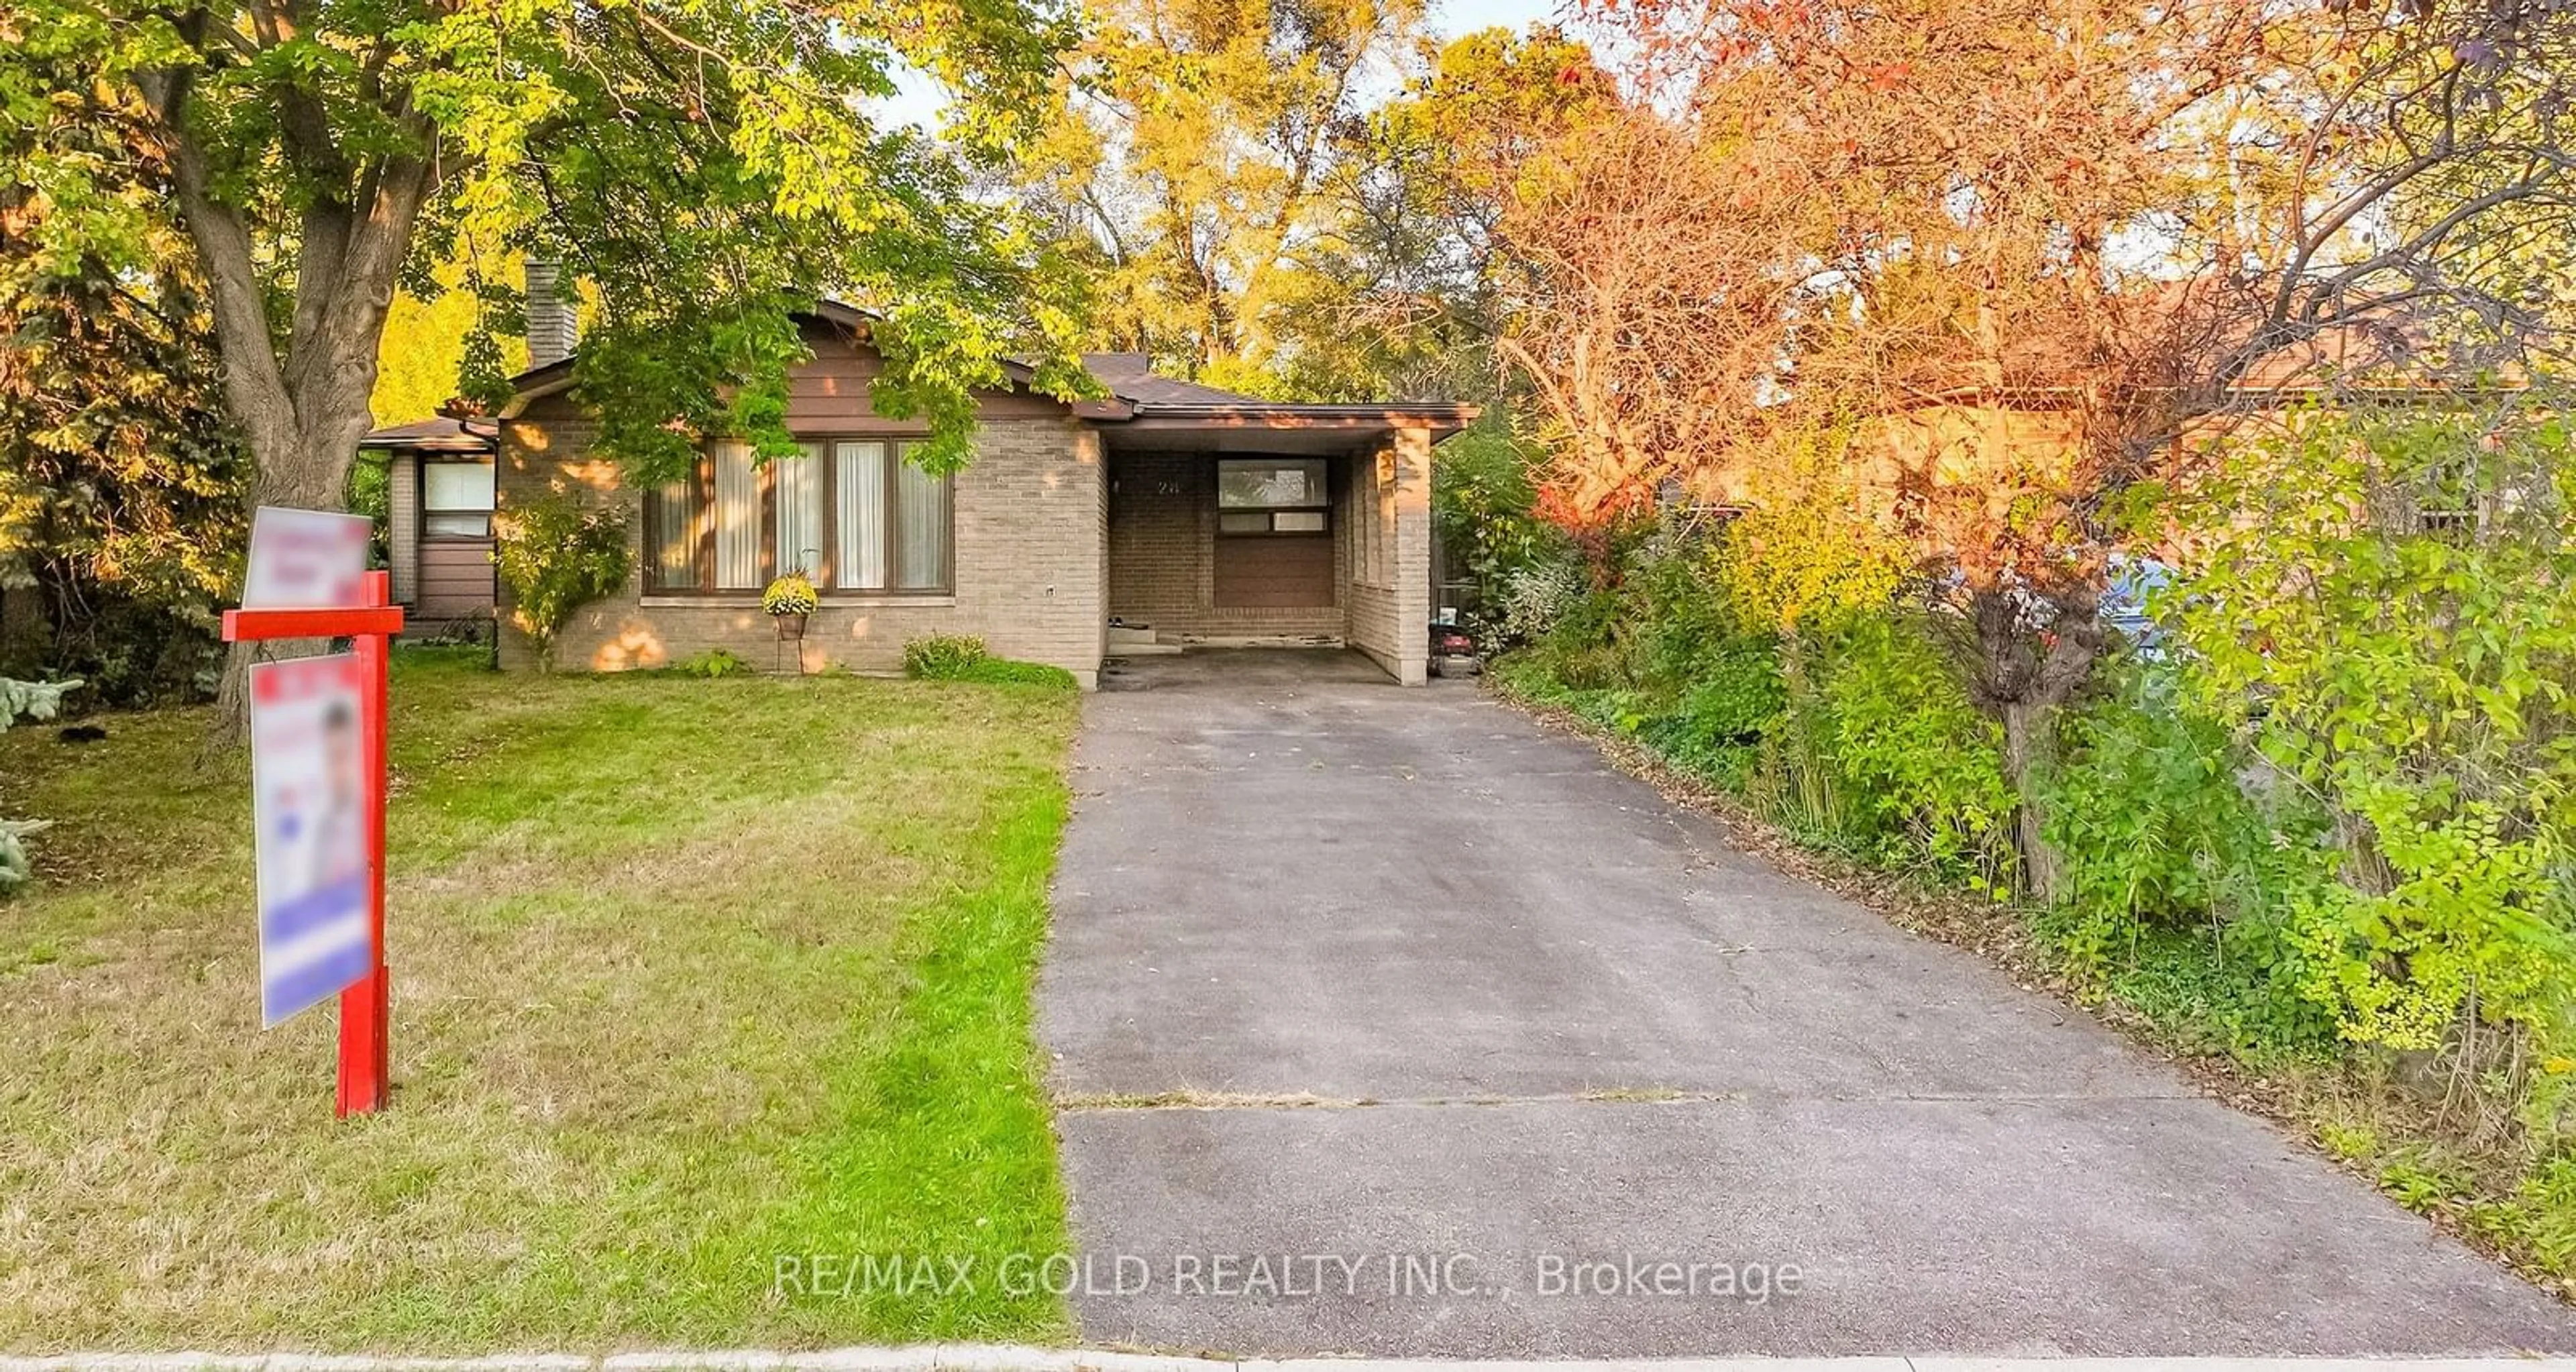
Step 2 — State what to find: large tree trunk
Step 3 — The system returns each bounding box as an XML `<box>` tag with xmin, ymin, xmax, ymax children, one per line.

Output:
<box><xmin>146</xmin><ymin>63</ymin><xmax>431</xmax><ymax>751</ymax></box>
<box><xmin>140</xmin><ymin>45</ymin><xmax>434</xmax><ymax>751</ymax></box>
<box><xmin>195</xmin><ymin>267</ymin><xmax>385</xmax><ymax>750</ymax></box>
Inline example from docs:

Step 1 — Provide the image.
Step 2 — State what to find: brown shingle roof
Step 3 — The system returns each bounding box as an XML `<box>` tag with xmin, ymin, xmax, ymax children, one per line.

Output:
<box><xmin>489</xmin><ymin>303</ymin><xmax>1477</xmax><ymax>434</ymax></box>
<box><xmin>1080</xmin><ymin>352</ymin><xmax>1263</xmax><ymax>405</ymax></box>
<box><xmin>356</xmin><ymin>415</ymin><xmax>498</xmax><ymax>453</ymax></box>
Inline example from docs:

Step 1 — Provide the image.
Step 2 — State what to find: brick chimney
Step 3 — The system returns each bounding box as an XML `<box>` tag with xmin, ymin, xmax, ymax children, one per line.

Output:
<box><xmin>525</xmin><ymin>258</ymin><xmax>578</xmax><ymax>368</ymax></box>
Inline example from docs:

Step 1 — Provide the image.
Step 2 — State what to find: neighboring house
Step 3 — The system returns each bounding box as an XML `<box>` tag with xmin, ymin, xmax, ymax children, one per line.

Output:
<box><xmin>1683</xmin><ymin>306</ymin><xmax>2500</xmax><ymax>531</ymax></box>
<box><xmin>358</xmin><ymin>415</ymin><xmax>500</xmax><ymax>629</ymax></box>
<box><xmin>360</xmin><ymin>296</ymin><xmax>1474</xmax><ymax>686</ymax></box>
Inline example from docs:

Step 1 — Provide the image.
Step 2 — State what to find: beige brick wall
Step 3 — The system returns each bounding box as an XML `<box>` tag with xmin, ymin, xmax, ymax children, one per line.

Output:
<box><xmin>495</xmin><ymin>408</ymin><xmax>1106</xmax><ymax>688</ymax></box>
<box><xmin>1346</xmin><ymin>425</ymin><xmax>1432</xmax><ymax>685</ymax></box>
<box><xmin>386</xmin><ymin>452</ymin><xmax>419</xmax><ymax>606</ymax></box>
<box><xmin>1108</xmin><ymin>452</ymin><xmax>1205</xmax><ymax>621</ymax></box>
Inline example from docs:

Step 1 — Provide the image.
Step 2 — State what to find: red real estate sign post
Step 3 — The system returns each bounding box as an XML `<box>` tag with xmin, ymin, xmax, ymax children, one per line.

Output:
<box><xmin>224</xmin><ymin>568</ymin><xmax>405</xmax><ymax>1116</ymax></box>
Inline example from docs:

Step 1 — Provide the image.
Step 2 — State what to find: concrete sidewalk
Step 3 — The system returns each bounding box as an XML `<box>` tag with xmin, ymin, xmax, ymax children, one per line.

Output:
<box><xmin>1038</xmin><ymin>651</ymin><xmax>2575</xmax><ymax>1358</ymax></box>
<box><xmin>11</xmin><ymin>1354</ymin><xmax>2576</xmax><ymax>1372</ymax></box>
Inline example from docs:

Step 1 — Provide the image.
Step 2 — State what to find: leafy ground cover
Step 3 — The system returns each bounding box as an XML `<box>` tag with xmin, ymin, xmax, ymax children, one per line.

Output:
<box><xmin>0</xmin><ymin>649</ymin><xmax>1080</xmax><ymax>1351</ymax></box>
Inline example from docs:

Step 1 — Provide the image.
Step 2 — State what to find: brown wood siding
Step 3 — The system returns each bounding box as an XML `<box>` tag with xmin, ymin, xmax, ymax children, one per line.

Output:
<box><xmin>1215</xmin><ymin>535</ymin><xmax>1333</xmax><ymax>608</ymax></box>
<box><xmin>784</xmin><ymin>321</ymin><xmax>1069</xmax><ymax>425</ymax></box>
<box><xmin>419</xmin><ymin>540</ymin><xmax>494</xmax><ymax>619</ymax></box>
<box><xmin>517</xmin><ymin>322</ymin><xmax>1071</xmax><ymax>431</ymax></box>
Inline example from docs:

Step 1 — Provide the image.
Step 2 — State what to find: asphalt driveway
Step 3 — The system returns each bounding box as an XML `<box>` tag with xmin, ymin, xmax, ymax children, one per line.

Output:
<box><xmin>1038</xmin><ymin>649</ymin><xmax>2574</xmax><ymax>1357</ymax></box>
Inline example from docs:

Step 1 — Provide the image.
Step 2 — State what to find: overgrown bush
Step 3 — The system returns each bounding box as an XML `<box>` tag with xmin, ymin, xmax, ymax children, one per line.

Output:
<box><xmin>902</xmin><ymin>634</ymin><xmax>989</xmax><ymax>678</ymax></box>
<box><xmin>1622</xmin><ymin>534</ymin><xmax>1739</xmax><ymax>692</ymax></box>
<box><xmin>1489</xmin><ymin>404</ymin><xmax>2576</xmax><ymax>1271</ymax></box>
<box><xmin>0</xmin><ymin>590</ymin><xmax>224</xmax><ymax>708</ymax></box>
<box><xmin>1495</xmin><ymin>558</ymin><xmax>1591</xmax><ymax>645</ymax></box>
<box><xmin>1635</xmin><ymin>637</ymin><xmax>1783</xmax><ymax>791</ymax></box>
<box><xmin>1432</xmin><ymin>419</ymin><xmax>1559</xmax><ymax>618</ymax></box>
<box><xmin>2036</xmin><ymin>662</ymin><xmax>2341</xmax><ymax>1056</ymax></box>
<box><xmin>2043</xmin><ymin>666</ymin><xmax>2311</xmax><ymax>961</ymax></box>
<box><xmin>1499</xmin><ymin>533</ymin><xmax>2012</xmax><ymax>885</ymax></box>
<box><xmin>1713</xmin><ymin>417</ymin><xmax>1905</xmax><ymax>635</ymax></box>
<box><xmin>1802</xmin><ymin>611</ymin><xmax>2017</xmax><ymax>888</ymax></box>
<box><xmin>2166</xmin><ymin>409</ymin><xmax>2576</xmax><ymax>1071</ymax></box>
<box><xmin>494</xmin><ymin>494</ymin><xmax>632</xmax><ymax>671</ymax></box>
<box><xmin>1503</xmin><ymin>411</ymin><xmax>2576</xmax><ymax>1082</ymax></box>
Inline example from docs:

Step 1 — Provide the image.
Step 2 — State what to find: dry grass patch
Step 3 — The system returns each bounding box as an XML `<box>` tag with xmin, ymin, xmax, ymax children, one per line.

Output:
<box><xmin>0</xmin><ymin>651</ymin><xmax>1081</xmax><ymax>1351</ymax></box>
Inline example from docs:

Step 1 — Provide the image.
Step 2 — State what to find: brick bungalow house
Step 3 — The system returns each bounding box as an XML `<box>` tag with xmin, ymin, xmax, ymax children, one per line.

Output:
<box><xmin>366</xmin><ymin>296</ymin><xmax>1475</xmax><ymax>688</ymax></box>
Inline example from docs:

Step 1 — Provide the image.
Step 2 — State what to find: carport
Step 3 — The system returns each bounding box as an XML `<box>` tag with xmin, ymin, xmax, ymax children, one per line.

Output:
<box><xmin>1079</xmin><ymin>354</ymin><xmax>1474</xmax><ymax>684</ymax></box>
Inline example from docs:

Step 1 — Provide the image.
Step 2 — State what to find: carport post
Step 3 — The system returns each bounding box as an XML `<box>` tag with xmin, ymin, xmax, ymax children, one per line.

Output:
<box><xmin>1391</xmin><ymin>422</ymin><xmax>1435</xmax><ymax>686</ymax></box>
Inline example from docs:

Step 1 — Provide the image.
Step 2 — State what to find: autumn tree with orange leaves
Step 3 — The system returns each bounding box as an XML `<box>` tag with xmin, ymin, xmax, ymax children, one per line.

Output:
<box><xmin>1503</xmin><ymin>0</ymin><xmax>2575</xmax><ymax>893</ymax></box>
<box><xmin>1496</xmin><ymin>112</ymin><xmax>1817</xmax><ymax>544</ymax></box>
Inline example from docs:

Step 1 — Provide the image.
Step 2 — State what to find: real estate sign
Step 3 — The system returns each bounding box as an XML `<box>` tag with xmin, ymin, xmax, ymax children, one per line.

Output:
<box><xmin>250</xmin><ymin>652</ymin><xmax>374</xmax><ymax>1027</ymax></box>
<box><xmin>242</xmin><ymin>507</ymin><xmax>372</xmax><ymax>611</ymax></box>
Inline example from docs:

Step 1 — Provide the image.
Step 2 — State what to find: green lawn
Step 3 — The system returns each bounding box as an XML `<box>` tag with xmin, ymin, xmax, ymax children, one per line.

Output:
<box><xmin>0</xmin><ymin>651</ymin><xmax>1081</xmax><ymax>1351</ymax></box>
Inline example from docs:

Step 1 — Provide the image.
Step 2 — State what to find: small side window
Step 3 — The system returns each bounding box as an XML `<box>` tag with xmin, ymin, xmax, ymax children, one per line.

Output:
<box><xmin>422</xmin><ymin>460</ymin><xmax>496</xmax><ymax>538</ymax></box>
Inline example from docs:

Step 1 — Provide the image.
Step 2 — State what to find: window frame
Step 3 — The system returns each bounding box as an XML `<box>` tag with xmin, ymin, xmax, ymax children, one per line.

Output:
<box><xmin>420</xmin><ymin>457</ymin><xmax>498</xmax><ymax>541</ymax></box>
<box><xmin>1214</xmin><ymin>457</ymin><xmax>1332</xmax><ymax>539</ymax></box>
<box><xmin>643</xmin><ymin>436</ymin><xmax>955</xmax><ymax>597</ymax></box>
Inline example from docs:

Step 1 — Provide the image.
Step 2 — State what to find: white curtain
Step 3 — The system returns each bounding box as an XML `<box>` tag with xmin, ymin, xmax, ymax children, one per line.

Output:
<box><xmin>896</xmin><ymin>443</ymin><xmax>947</xmax><ymax>590</ymax></box>
<box><xmin>423</xmin><ymin>461</ymin><xmax>496</xmax><ymax>512</ymax></box>
<box><xmin>774</xmin><ymin>442</ymin><xmax>824</xmax><ymax>579</ymax></box>
<box><xmin>712</xmin><ymin>441</ymin><xmax>761</xmax><ymax>589</ymax></box>
<box><xmin>651</xmin><ymin>480</ymin><xmax>701</xmax><ymax>588</ymax></box>
<box><xmin>835</xmin><ymin>441</ymin><xmax>888</xmax><ymax>590</ymax></box>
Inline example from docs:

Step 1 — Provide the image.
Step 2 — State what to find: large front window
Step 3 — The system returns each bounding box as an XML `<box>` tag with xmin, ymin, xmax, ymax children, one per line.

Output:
<box><xmin>646</xmin><ymin>439</ymin><xmax>951</xmax><ymax>594</ymax></box>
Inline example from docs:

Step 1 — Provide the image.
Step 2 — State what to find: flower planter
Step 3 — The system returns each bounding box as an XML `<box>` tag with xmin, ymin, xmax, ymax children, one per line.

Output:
<box><xmin>773</xmin><ymin>612</ymin><xmax>808</xmax><ymax>641</ymax></box>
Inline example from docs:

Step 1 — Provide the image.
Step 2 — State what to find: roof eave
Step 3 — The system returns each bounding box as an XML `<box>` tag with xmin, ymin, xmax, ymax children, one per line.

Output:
<box><xmin>355</xmin><ymin>437</ymin><xmax>498</xmax><ymax>454</ymax></box>
<box><xmin>486</xmin><ymin>299</ymin><xmax>1481</xmax><ymax>433</ymax></box>
<box><xmin>355</xmin><ymin>415</ymin><xmax>502</xmax><ymax>452</ymax></box>
<box><xmin>498</xmin><ymin>356</ymin><xmax>578</xmax><ymax>417</ymax></box>
<box><xmin>1889</xmin><ymin>378</ymin><xmax>2528</xmax><ymax>413</ymax></box>
<box><xmin>1104</xmin><ymin>401</ymin><xmax>1480</xmax><ymax>437</ymax></box>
